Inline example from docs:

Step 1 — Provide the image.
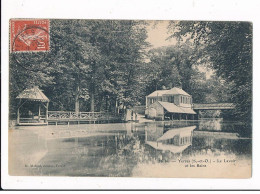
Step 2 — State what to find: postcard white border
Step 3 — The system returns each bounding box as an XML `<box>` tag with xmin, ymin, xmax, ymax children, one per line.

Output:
<box><xmin>2</xmin><ymin>0</ymin><xmax>260</xmax><ymax>190</ymax></box>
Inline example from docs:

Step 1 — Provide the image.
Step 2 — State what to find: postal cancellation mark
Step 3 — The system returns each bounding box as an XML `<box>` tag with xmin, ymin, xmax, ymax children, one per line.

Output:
<box><xmin>10</xmin><ymin>19</ymin><xmax>50</xmax><ymax>52</ymax></box>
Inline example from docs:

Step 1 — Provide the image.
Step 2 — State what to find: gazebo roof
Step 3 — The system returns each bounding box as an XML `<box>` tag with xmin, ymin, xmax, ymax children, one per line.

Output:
<box><xmin>16</xmin><ymin>86</ymin><xmax>49</xmax><ymax>102</ymax></box>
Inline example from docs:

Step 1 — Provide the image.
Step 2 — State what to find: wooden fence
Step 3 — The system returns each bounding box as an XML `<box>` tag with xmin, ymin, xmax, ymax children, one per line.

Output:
<box><xmin>47</xmin><ymin>111</ymin><xmax>124</xmax><ymax>124</ymax></box>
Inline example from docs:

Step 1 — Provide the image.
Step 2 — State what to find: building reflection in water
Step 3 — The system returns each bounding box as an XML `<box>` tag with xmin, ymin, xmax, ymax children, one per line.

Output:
<box><xmin>144</xmin><ymin>124</ymin><xmax>196</xmax><ymax>162</ymax></box>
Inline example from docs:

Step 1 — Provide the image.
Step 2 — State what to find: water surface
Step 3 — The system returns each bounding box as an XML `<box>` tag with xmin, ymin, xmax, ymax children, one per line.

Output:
<box><xmin>9</xmin><ymin>119</ymin><xmax>252</xmax><ymax>177</ymax></box>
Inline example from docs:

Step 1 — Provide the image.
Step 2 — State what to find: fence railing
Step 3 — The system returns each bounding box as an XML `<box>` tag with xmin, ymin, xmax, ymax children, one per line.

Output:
<box><xmin>193</xmin><ymin>103</ymin><xmax>235</xmax><ymax>110</ymax></box>
<box><xmin>48</xmin><ymin>111</ymin><xmax>123</xmax><ymax>121</ymax></box>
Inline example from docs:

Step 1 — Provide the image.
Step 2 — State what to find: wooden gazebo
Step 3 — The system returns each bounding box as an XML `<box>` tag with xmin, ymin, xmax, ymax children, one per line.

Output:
<box><xmin>16</xmin><ymin>86</ymin><xmax>49</xmax><ymax>126</ymax></box>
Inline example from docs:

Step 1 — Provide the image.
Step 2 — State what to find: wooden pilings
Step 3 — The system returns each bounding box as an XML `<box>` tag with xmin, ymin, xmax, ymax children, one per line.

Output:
<box><xmin>165</xmin><ymin>112</ymin><xmax>197</xmax><ymax>121</ymax></box>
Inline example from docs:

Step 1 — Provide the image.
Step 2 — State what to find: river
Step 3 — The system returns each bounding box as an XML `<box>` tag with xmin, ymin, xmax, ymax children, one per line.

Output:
<box><xmin>9</xmin><ymin>119</ymin><xmax>252</xmax><ymax>178</ymax></box>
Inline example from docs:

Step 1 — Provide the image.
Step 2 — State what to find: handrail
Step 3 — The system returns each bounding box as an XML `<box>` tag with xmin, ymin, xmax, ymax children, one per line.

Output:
<box><xmin>47</xmin><ymin>111</ymin><xmax>122</xmax><ymax>121</ymax></box>
<box><xmin>48</xmin><ymin>111</ymin><xmax>108</xmax><ymax>113</ymax></box>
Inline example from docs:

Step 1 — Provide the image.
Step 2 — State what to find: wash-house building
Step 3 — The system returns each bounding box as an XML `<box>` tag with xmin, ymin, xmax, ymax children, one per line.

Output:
<box><xmin>145</xmin><ymin>87</ymin><xmax>196</xmax><ymax>120</ymax></box>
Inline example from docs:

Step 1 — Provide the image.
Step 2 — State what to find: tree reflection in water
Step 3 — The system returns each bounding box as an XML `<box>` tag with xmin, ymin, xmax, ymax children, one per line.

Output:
<box><xmin>11</xmin><ymin>121</ymin><xmax>251</xmax><ymax>176</ymax></box>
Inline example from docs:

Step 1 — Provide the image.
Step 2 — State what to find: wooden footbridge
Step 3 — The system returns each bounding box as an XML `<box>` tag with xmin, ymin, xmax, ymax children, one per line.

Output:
<box><xmin>15</xmin><ymin>86</ymin><xmax>236</xmax><ymax>126</ymax></box>
<box><xmin>18</xmin><ymin>111</ymin><xmax>123</xmax><ymax>126</ymax></box>
<box><xmin>193</xmin><ymin>103</ymin><xmax>235</xmax><ymax>110</ymax></box>
<box><xmin>47</xmin><ymin>111</ymin><xmax>123</xmax><ymax>125</ymax></box>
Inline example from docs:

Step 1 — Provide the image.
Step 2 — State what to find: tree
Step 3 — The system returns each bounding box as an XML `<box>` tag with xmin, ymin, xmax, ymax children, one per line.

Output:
<box><xmin>168</xmin><ymin>21</ymin><xmax>252</xmax><ymax>122</ymax></box>
<box><xmin>145</xmin><ymin>44</ymin><xmax>210</xmax><ymax>103</ymax></box>
<box><xmin>87</xmin><ymin>20</ymin><xmax>150</xmax><ymax>111</ymax></box>
<box><xmin>9</xmin><ymin>19</ymin><xmax>150</xmax><ymax>116</ymax></box>
<box><xmin>9</xmin><ymin>56</ymin><xmax>55</xmax><ymax>118</ymax></box>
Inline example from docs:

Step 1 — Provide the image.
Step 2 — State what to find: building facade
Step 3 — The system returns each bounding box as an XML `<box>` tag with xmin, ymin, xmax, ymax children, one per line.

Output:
<box><xmin>145</xmin><ymin>87</ymin><xmax>196</xmax><ymax>120</ymax></box>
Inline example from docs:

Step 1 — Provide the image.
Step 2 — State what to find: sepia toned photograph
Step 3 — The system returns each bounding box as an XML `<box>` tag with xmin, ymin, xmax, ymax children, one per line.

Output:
<box><xmin>8</xmin><ymin>19</ymin><xmax>252</xmax><ymax>178</ymax></box>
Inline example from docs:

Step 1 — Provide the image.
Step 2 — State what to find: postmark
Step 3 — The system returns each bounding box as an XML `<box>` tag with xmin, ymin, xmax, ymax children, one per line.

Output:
<box><xmin>10</xmin><ymin>19</ymin><xmax>50</xmax><ymax>52</ymax></box>
<box><xmin>10</xmin><ymin>19</ymin><xmax>52</xmax><ymax>71</ymax></box>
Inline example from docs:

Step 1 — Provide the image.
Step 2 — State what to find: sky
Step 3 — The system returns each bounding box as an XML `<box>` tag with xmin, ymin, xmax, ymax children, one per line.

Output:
<box><xmin>146</xmin><ymin>21</ymin><xmax>177</xmax><ymax>48</ymax></box>
<box><xmin>146</xmin><ymin>20</ymin><xmax>214</xmax><ymax>79</ymax></box>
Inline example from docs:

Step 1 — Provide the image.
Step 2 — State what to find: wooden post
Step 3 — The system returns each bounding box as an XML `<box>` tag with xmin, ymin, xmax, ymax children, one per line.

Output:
<box><xmin>17</xmin><ymin>107</ymin><xmax>20</xmax><ymax>125</ymax></box>
<box><xmin>46</xmin><ymin>102</ymin><xmax>49</xmax><ymax>124</ymax></box>
<box><xmin>17</xmin><ymin>100</ymin><xmax>22</xmax><ymax>125</ymax></box>
<box><xmin>38</xmin><ymin>103</ymin><xmax>41</xmax><ymax>122</ymax></box>
<box><xmin>145</xmin><ymin>126</ymin><xmax>147</xmax><ymax>142</ymax></box>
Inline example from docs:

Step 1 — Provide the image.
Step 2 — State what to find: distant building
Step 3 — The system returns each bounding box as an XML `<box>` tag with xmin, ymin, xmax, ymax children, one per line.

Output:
<box><xmin>145</xmin><ymin>87</ymin><xmax>196</xmax><ymax>120</ymax></box>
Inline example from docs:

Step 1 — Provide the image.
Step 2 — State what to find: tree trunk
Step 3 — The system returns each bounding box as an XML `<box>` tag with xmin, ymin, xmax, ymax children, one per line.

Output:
<box><xmin>97</xmin><ymin>95</ymin><xmax>103</xmax><ymax>112</ymax></box>
<box><xmin>75</xmin><ymin>85</ymin><xmax>80</xmax><ymax>113</ymax></box>
<box><xmin>75</xmin><ymin>65</ymin><xmax>81</xmax><ymax>114</ymax></box>
<box><xmin>115</xmin><ymin>99</ymin><xmax>118</xmax><ymax>114</ymax></box>
<box><xmin>90</xmin><ymin>62</ymin><xmax>96</xmax><ymax>112</ymax></box>
<box><xmin>90</xmin><ymin>90</ymin><xmax>95</xmax><ymax>112</ymax></box>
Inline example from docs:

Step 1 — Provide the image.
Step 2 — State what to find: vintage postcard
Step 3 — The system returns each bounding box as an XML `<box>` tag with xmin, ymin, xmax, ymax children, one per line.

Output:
<box><xmin>8</xmin><ymin>19</ymin><xmax>252</xmax><ymax>178</ymax></box>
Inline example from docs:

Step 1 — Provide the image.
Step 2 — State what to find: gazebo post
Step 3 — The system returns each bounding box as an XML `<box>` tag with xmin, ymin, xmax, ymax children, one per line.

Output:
<box><xmin>17</xmin><ymin>99</ymin><xmax>21</xmax><ymax>125</ymax></box>
<box><xmin>38</xmin><ymin>102</ymin><xmax>41</xmax><ymax>122</ymax></box>
<box><xmin>17</xmin><ymin>106</ymin><xmax>20</xmax><ymax>124</ymax></box>
<box><xmin>46</xmin><ymin>102</ymin><xmax>49</xmax><ymax>124</ymax></box>
<box><xmin>16</xmin><ymin>86</ymin><xmax>50</xmax><ymax>125</ymax></box>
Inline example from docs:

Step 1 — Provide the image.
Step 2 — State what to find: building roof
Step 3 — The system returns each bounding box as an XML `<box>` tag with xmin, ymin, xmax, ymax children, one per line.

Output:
<box><xmin>16</xmin><ymin>86</ymin><xmax>49</xmax><ymax>102</ymax></box>
<box><xmin>158</xmin><ymin>101</ymin><xmax>184</xmax><ymax>113</ymax></box>
<box><xmin>181</xmin><ymin>107</ymin><xmax>197</xmax><ymax>114</ymax></box>
<box><xmin>158</xmin><ymin>101</ymin><xmax>196</xmax><ymax>114</ymax></box>
<box><xmin>147</xmin><ymin>87</ymin><xmax>191</xmax><ymax>97</ymax></box>
<box><xmin>147</xmin><ymin>90</ymin><xmax>170</xmax><ymax>97</ymax></box>
<box><xmin>165</xmin><ymin>87</ymin><xmax>191</xmax><ymax>96</ymax></box>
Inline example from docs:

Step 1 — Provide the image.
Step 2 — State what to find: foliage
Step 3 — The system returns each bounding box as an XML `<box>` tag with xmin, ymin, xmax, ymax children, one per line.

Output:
<box><xmin>168</xmin><ymin>21</ymin><xmax>252</xmax><ymax>122</ymax></box>
<box><xmin>9</xmin><ymin>20</ymin><xmax>251</xmax><ymax>124</ymax></box>
<box><xmin>144</xmin><ymin>44</ymin><xmax>233</xmax><ymax>104</ymax></box>
<box><xmin>9</xmin><ymin>19</ymin><xmax>149</xmax><ymax>114</ymax></box>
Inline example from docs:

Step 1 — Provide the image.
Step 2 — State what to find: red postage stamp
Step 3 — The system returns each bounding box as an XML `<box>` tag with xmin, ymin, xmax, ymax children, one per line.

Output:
<box><xmin>10</xmin><ymin>19</ymin><xmax>50</xmax><ymax>52</ymax></box>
